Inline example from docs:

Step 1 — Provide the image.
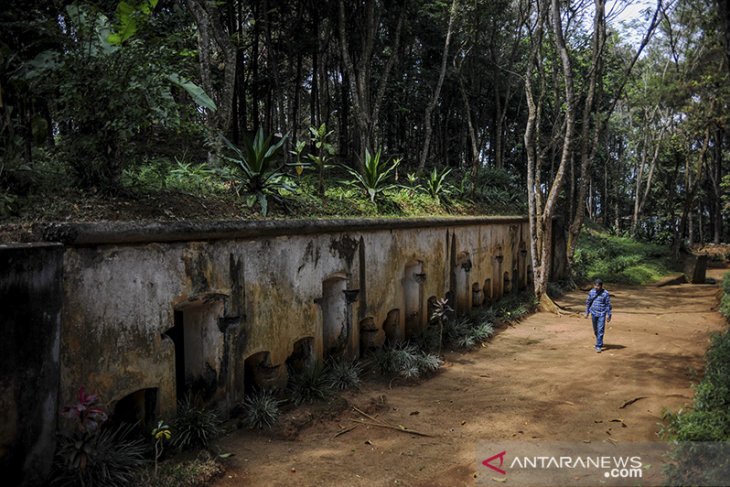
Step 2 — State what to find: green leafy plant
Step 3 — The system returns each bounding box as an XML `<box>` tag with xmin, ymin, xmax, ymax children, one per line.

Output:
<box><xmin>370</xmin><ymin>343</ymin><xmax>443</xmax><ymax>380</ymax></box>
<box><xmin>53</xmin><ymin>423</ymin><xmax>147</xmax><ymax>487</ymax></box>
<box><xmin>223</xmin><ymin>128</ymin><xmax>291</xmax><ymax>216</ymax></box>
<box><xmin>326</xmin><ymin>358</ymin><xmax>362</xmax><ymax>391</ymax></box>
<box><xmin>425</xmin><ymin>167</ymin><xmax>452</xmax><ymax>203</ymax></box>
<box><xmin>52</xmin><ymin>386</ymin><xmax>145</xmax><ymax>487</ymax></box>
<box><xmin>429</xmin><ymin>297</ymin><xmax>452</xmax><ymax>354</ymax></box>
<box><xmin>242</xmin><ymin>390</ymin><xmax>282</xmax><ymax>429</ymax></box>
<box><xmin>306</xmin><ymin>123</ymin><xmax>336</xmax><ymax>196</ymax></box>
<box><xmin>171</xmin><ymin>397</ymin><xmax>221</xmax><ymax>450</ymax></box>
<box><xmin>345</xmin><ymin>149</ymin><xmax>400</xmax><ymax>203</ymax></box>
<box><xmin>151</xmin><ymin>420</ymin><xmax>171</xmax><ymax>477</ymax></box>
<box><xmin>288</xmin><ymin>362</ymin><xmax>330</xmax><ymax>405</ymax></box>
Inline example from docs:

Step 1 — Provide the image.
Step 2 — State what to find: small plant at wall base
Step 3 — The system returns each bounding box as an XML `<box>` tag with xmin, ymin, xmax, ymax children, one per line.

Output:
<box><xmin>151</xmin><ymin>420</ymin><xmax>172</xmax><ymax>477</ymax></box>
<box><xmin>326</xmin><ymin>358</ymin><xmax>363</xmax><ymax>391</ymax></box>
<box><xmin>242</xmin><ymin>390</ymin><xmax>282</xmax><ymax>429</ymax></box>
<box><xmin>288</xmin><ymin>362</ymin><xmax>330</xmax><ymax>405</ymax></box>
<box><xmin>171</xmin><ymin>396</ymin><xmax>221</xmax><ymax>451</ymax></box>
<box><xmin>52</xmin><ymin>386</ymin><xmax>146</xmax><ymax>487</ymax></box>
<box><xmin>370</xmin><ymin>343</ymin><xmax>443</xmax><ymax>380</ymax></box>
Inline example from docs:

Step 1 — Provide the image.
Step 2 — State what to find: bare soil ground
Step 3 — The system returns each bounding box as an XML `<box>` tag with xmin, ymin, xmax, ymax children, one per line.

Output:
<box><xmin>212</xmin><ymin>269</ymin><xmax>728</xmax><ymax>487</ymax></box>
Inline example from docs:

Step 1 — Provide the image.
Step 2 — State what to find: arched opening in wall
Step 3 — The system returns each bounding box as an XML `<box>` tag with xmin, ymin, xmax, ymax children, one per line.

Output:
<box><xmin>244</xmin><ymin>351</ymin><xmax>287</xmax><ymax>394</ymax></box>
<box><xmin>527</xmin><ymin>266</ymin><xmax>533</xmax><ymax>290</ymax></box>
<box><xmin>320</xmin><ymin>275</ymin><xmax>348</xmax><ymax>358</ymax></box>
<box><xmin>483</xmin><ymin>279</ymin><xmax>492</xmax><ymax>307</ymax></box>
<box><xmin>471</xmin><ymin>283</ymin><xmax>483</xmax><ymax>308</ymax></box>
<box><xmin>286</xmin><ymin>337</ymin><xmax>314</xmax><ymax>375</ymax></box>
<box><xmin>111</xmin><ymin>388</ymin><xmax>158</xmax><ymax>433</ymax></box>
<box><xmin>512</xmin><ymin>268</ymin><xmax>519</xmax><ymax>293</ymax></box>
<box><xmin>383</xmin><ymin>308</ymin><xmax>401</xmax><ymax>344</ymax></box>
<box><xmin>403</xmin><ymin>261</ymin><xmax>424</xmax><ymax>337</ymax></box>
<box><xmin>503</xmin><ymin>272</ymin><xmax>512</xmax><ymax>295</ymax></box>
<box><xmin>164</xmin><ymin>300</ymin><xmax>224</xmax><ymax>404</ymax></box>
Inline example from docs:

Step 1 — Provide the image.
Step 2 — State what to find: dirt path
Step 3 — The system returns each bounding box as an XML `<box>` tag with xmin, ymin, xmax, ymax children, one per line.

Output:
<box><xmin>213</xmin><ymin>269</ymin><xmax>728</xmax><ymax>487</ymax></box>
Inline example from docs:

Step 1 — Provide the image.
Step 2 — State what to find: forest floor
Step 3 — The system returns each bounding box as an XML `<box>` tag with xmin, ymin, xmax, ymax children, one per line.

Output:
<box><xmin>210</xmin><ymin>267</ymin><xmax>728</xmax><ymax>487</ymax></box>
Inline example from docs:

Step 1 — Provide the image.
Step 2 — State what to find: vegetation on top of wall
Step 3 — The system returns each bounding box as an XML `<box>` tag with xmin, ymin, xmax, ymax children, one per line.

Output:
<box><xmin>661</xmin><ymin>272</ymin><xmax>730</xmax><ymax>485</ymax></box>
<box><xmin>572</xmin><ymin>224</ymin><xmax>676</xmax><ymax>285</ymax></box>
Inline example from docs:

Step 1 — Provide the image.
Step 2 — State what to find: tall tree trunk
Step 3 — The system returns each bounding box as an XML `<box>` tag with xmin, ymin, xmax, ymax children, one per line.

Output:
<box><xmin>417</xmin><ymin>0</ymin><xmax>458</xmax><ymax>173</ymax></box>
<box><xmin>566</xmin><ymin>0</ymin><xmax>662</xmax><ymax>261</ymax></box>
<box><xmin>187</xmin><ymin>0</ymin><xmax>238</xmax><ymax>163</ymax></box>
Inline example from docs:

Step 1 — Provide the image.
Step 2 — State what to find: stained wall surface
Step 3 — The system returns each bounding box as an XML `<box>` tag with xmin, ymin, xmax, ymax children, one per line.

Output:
<box><xmin>53</xmin><ymin>217</ymin><xmax>532</xmax><ymax>418</ymax></box>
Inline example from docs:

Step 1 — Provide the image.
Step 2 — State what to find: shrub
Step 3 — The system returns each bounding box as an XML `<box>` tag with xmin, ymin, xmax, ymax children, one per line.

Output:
<box><xmin>223</xmin><ymin>128</ymin><xmax>291</xmax><ymax>216</ymax></box>
<box><xmin>370</xmin><ymin>343</ymin><xmax>443</xmax><ymax>380</ymax></box>
<box><xmin>344</xmin><ymin>149</ymin><xmax>400</xmax><ymax>203</ymax></box>
<box><xmin>287</xmin><ymin>362</ymin><xmax>330</xmax><ymax>405</ymax></box>
<box><xmin>52</xmin><ymin>423</ymin><xmax>146</xmax><ymax>487</ymax></box>
<box><xmin>171</xmin><ymin>397</ymin><xmax>221</xmax><ymax>450</ymax></box>
<box><xmin>326</xmin><ymin>358</ymin><xmax>362</xmax><ymax>391</ymax></box>
<box><xmin>424</xmin><ymin>167</ymin><xmax>452</xmax><ymax>203</ymax></box>
<box><xmin>242</xmin><ymin>390</ymin><xmax>282</xmax><ymax>429</ymax></box>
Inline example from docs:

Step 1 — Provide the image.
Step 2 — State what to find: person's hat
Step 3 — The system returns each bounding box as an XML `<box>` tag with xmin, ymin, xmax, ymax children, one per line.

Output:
<box><xmin>594</xmin><ymin>278</ymin><xmax>603</xmax><ymax>285</ymax></box>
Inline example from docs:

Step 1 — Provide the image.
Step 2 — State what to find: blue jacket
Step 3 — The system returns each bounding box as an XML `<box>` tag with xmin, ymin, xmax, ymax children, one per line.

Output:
<box><xmin>586</xmin><ymin>288</ymin><xmax>612</xmax><ymax>317</ymax></box>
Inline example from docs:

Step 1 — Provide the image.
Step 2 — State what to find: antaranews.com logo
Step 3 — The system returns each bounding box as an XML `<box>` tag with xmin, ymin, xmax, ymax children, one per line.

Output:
<box><xmin>476</xmin><ymin>441</ymin><xmax>730</xmax><ymax>486</ymax></box>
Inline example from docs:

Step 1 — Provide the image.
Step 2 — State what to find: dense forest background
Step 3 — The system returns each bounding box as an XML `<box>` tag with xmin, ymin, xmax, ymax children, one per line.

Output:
<box><xmin>2</xmin><ymin>0</ymin><xmax>730</xmax><ymax>295</ymax></box>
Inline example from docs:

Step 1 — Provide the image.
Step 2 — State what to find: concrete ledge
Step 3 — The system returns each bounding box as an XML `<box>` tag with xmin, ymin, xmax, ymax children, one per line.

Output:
<box><xmin>652</xmin><ymin>273</ymin><xmax>688</xmax><ymax>287</ymax></box>
<box><xmin>38</xmin><ymin>215</ymin><xmax>528</xmax><ymax>246</ymax></box>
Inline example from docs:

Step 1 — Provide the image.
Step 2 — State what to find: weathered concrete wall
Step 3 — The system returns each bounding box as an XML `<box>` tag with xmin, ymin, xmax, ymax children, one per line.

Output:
<box><xmin>0</xmin><ymin>243</ymin><xmax>63</xmax><ymax>487</ymax></box>
<box><xmin>27</xmin><ymin>217</ymin><xmax>526</xmax><ymax>421</ymax></box>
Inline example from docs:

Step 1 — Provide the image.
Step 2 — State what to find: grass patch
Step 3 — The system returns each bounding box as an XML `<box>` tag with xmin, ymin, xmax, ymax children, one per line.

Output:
<box><xmin>573</xmin><ymin>226</ymin><xmax>675</xmax><ymax>284</ymax></box>
<box><xmin>660</xmin><ymin>271</ymin><xmax>730</xmax><ymax>484</ymax></box>
<box><xmin>137</xmin><ymin>452</ymin><xmax>224</xmax><ymax>487</ymax></box>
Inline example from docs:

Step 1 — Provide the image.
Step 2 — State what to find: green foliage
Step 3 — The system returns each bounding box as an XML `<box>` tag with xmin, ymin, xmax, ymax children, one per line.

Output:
<box><xmin>445</xmin><ymin>316</ymin><xmax>495</xmax><ymax>349</ymax></box>
<box><xmin>573</xmin><ymin>227</ymin><xmax>674</xmax><ymax>284</ymax></box>
<box><xmin>425</xmin><ymin>167</ymin><xmax>452</xmax><ymax>203</ymax></box>
<box><xmin>26</xmin><ymin>3</ymin><xmax>208</xmax><ymax>190</ymax></box>
<box><xmin>171</xmin><ymin>397</ymin><xmax>221</xmax><ymax>450</ymax></box>
<box><xmin>52</xmin><ymin>424</ymin><xmax>146</xmax><ymax>487</ymax></box>
<box><xmin>223</xmin><ymin>128</ymin><xmax>292</xmax><ymax>216</ymax></box>
<box><xmin>242</xmin><ymin>390</ymin><xmax>282</xmax><ymax>429</ymax></box>
<box><xmin>472</xmin><ymin>167</ymin><xmax>526</xmax><ymax>213</ymax></box>
<box><xmin>345</xmin><ymin>149</ymin><xmax>400</xmax><ymax>203</ymax></box>
<box><xmin>370</xmin><ymin>343</ymin><xmax>443</xmax><ymax>380</ymax></box>
<box><xmin>662</xmin><ymin>272</ymin><xmax>730</xmax><ymax>483</ymax></box>
<box><xmin>305</xmin><ymin>123</ymin><xmax>336</xmax><ymax>196</ymax></box>
<box><xmin>287</xmin><ymin>362</ymin><xmax>330</xmax><ymax>405</ymax></box>
<box><xmin>326</xmin><ymin>358</ymin><xmax>362</xmax><ymax>391</ymax></box>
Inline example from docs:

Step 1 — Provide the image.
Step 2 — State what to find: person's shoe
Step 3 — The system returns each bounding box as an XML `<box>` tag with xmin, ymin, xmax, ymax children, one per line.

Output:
<box><xmin>595</xmin><ymin>347</ymin><xmax>602</xmax><ymax>353</ymax></box>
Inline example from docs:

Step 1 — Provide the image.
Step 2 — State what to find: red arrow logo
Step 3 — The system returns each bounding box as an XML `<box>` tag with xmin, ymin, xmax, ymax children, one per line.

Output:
<box><xmin>482</xmin><ymin>450</ymin><xmax>507</xmax><ymax>475</ymax></box>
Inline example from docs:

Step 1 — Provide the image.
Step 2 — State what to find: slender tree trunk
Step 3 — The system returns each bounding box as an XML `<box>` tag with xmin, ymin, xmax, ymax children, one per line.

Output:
<box><xmin>418</xmin><ymin>0</ymin><xmax>458</xmax><ymax>173</ymax></box>
<box><xmin>187</xmin><ymin>0</ymin><xmax>238</xmax><ymax>162</ymax></box>
<box><xmin>566</xmin><ymin>0</ymin><xmax>663</xmax><ymax>261</ymax></box>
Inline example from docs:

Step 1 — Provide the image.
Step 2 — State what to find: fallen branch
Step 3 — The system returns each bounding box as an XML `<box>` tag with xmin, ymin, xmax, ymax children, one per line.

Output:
<box><xmin>619</xmin><ymin>396</ymin><xmax>647</xmax><ymax>409</ymax></box>
<box><xmin>350</xmin><ymin>419</ymin><xmax>435</xmax><ymax>438</ymax></box>
<box><xmin>332</xmin><ymin>425</ymin><xmax>358</xmax><ymax>439</ymax></box>
<box><xmin>352</xmin><ymin>406</ymin><xmax>382</xmax><ymax>423</ymax></box>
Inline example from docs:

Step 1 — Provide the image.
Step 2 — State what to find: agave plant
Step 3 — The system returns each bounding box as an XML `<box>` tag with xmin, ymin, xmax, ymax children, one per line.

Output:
<box><xmin>222</xmin><ymin>128</ymin><xmax>292</xmax><ymax>216</ymax></box>
<box><xmin>425</xmin><ymin>166</ymin><xmax>452</xmax><ymax>203</ymax></box>
<box><xmin>345</xmin><ymin>149</ymin><xmax>400</xmax><ymax>203</ymax></box>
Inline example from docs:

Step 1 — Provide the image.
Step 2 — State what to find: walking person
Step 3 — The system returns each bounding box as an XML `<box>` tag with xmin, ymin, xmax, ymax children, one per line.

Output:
<box><xmin>585</xmin><ymin>278</ymin><xmax>612</xmax><ymax>353</ymax></box>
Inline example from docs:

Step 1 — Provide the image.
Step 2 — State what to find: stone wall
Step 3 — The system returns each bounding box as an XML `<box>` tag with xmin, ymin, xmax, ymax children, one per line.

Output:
<box><xmin>47</xmin><ymin>217</ymin><xmax>531</xmax><ymax>420</ymax></box>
